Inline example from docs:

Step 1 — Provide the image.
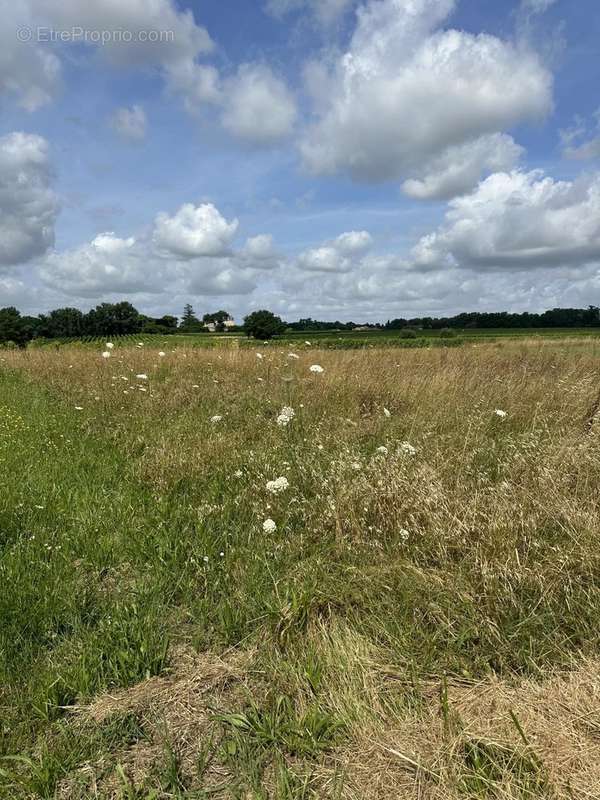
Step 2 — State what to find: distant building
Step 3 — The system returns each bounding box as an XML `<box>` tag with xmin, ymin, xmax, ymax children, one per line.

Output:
<box><xmin>204</xmin><ymin>317</ymin><xmax>236</xmax><ymax>332</ymax></box>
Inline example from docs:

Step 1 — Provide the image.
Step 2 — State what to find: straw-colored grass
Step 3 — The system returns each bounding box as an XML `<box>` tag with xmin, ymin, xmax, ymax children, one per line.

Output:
<box><xmin>1</xmin><ymin>338</ymin><xmax>600</xmax><ymax>798</ymax></box>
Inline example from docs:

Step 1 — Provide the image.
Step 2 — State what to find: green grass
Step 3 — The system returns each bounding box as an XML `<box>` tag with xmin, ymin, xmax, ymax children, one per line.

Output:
<box><xmin>2</xmin><ymin>341</ymin><xmax>600</xmax><ymax>797</ymax></box>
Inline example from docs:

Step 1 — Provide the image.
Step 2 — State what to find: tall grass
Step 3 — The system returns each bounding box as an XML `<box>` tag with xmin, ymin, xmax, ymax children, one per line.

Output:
<box><xmin>1</xmin><ymin>340</ymin><xmax>600</xmax><ymax>797</ymax></box>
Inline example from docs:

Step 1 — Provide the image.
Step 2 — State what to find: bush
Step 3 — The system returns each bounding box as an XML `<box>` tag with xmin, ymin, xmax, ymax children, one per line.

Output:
<box><xmin>440</xmin><ymin>328</ymin><xmax>457</xmax><ymax>338</ymax></box>
<box><xmin>400</xmin><ymin>328</ymin><xmax>418</xmax><ymax>339</ymax></box>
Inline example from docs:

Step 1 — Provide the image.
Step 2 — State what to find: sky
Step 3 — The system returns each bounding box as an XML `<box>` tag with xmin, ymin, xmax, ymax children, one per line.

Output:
<box><xmin>1</xmin><ymin>0</ymin><xmax>600</xmax><ymax>323</ymax></box>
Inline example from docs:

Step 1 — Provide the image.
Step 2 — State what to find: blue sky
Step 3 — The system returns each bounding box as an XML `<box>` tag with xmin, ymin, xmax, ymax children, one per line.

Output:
<box><xmin>1</xmin><ymin>0</ymin><xmax>599</xmax><ymax>321</ymax></box>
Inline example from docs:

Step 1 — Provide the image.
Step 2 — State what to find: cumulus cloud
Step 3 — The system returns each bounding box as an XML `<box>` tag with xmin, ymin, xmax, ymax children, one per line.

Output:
<box><xmin>409</xmin><ymin>170</ymin><xmax>600</xmax><ymax>271</ymax></box>
<box><xmin>221</xmin><ymin>64</ymin><xmax>297</xmax><ymax>145</ymax></box>
<box><xmin>153</xmin><ymin>203</ymin><xmax>239</xmax><ymax>258</ymax></box>
<box><xmin>296</xmin><ymin>230</ymin><xmax>372</xmax><ymax>272</ymax></box>
<box><xmin>0</xmin><ymin>0</ymin><xmax>61</xmax><ymax>110</ymax></box>
<box><xmin>39</xmin><ymin>201</ymin><xmax>278</xmax><ymax>300</ymax></box>
<box><xmin>0</xmin><ymin>132</ymin><xmax>59</xmax><ymax>268</ymax></box>
<box><xmin>300</xmin><ymin>0</ymin><xmax>552</xmax><ymax>196</ymax></box>
<box><xmin>402</xmin><ymin>134</ymin><xmax>524</xmax><ymax>200</ymax></box>
<box><xmin>5</xmin><ymin>0</ymin><xmax>213</xmax><ymax>112</ymax></box>
<box><xmin>111</xmin><ymin>105</ymin><xmax>147</xmax><ymax>141</ymax></box>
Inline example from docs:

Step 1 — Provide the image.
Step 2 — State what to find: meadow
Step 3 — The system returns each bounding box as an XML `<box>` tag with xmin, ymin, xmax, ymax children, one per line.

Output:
<box><xmin>1</xmin><ymin>336</ymin><xmax>600</xmax><ymax>798</ymax></box>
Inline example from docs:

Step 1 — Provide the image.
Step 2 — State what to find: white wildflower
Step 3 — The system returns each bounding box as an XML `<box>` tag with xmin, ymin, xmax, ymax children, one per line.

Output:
<box><xmin>211</xmin><ymin>415</ymin><xmax>223</xmax><ymax>424</ymax></box>
<box><xmin>234</xmin><ymin>469</ymin><xmax>243</xmax><ymax>478</ymax></box>
<box><xmin>263</xmin><ymin>518</ymin><xmax>277</xmax><ymax>533</ymax></box>
<box><xmin>351</xmin><ymin>462</ymin><xmax>362</xmax><ymax>471</ymax></box>
<box><xmin>74</xmin><ymin>406</ymin><xmax>83</xmax><ymax>411</ymax></box>
<box><xmin>136</xmin><ymin>373</ymin><xmax>148</xmax><ymax>381</ymax></box>
<box><xmin>305</xmin><ymin>341</ymin><xmax>311</xmax><ymax>345</ymax></box>
<box><xmin>399</xmin><ymin>528</ymin><xmax>410</xmax><ymax>542</ymax></box>
<box><xmin>101</xmin><ymin>351</ymin><xmax>111</xmax><ymax>359</ymax></box>
<box><xmin>309</xmin><ymin>364</ymin><xmax>324</xmax><ymax>374</ymax></box>
<box><xmin>158</xmin><ymin>351</ymin><xmax>166</xmax><ymax>358</ymax></box>
<box><xmin>276</xmin><ymin>406</ymin><xmax>295</xmax><ymax>427</ymax></box>
<box><xmin>256</xmin><ymin>353</ymin><xmax>264</xmax><ymax>360</ymax></box>
<box><xmin>494</xmin><ymin>409</ymin><xmax>508</xmax><ymax>418</ymax></box>
<box><xmin>105</xmin><ymin>342</ymin><xmax>114</xmax><ymax>350</ymax></box>
<box><xmin>383</xmin><ymin>407</ymin><xmax>391</xmax><ymax>418</ymax></box>
<box><xmin>287</xmin><ymin>353</ymin><xmax>300</xmax><ymax>360</ymax></box>
<box><xmin>266</xmin><ymin>476</ymin><xmax>289</xmax><ymax>494</ymax></box>
<box><xmin>400</xmin><ymin>442</ymin><xmax>417</xmax><ymax>456</ymax></box>
<box><xmin>376</xmin><ymin>446</ymin><xmax>388</xmax><ymax>455</ymax></box>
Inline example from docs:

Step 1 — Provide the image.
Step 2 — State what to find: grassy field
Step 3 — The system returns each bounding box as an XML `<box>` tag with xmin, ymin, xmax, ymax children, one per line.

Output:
<box><xmin>26</xmin><ymin>326</ymin><xmax>600</xmax><ymax>353</ymax></box>
<box><xmin>2</xmin><ymin>337</ymin><xmax>600</xmax><ymax>798</ymax></box>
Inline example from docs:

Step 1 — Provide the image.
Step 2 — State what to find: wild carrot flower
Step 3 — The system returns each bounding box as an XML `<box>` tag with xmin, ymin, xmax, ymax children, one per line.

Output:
<box><xmin>136</xmin><ymin>373</ymin><xmax>148</xmax><ymax>381</ymax></box>
<box><xmin>105</xmin><ymin>342</ymin><xmax>114</xmax><ymax>350</ymax></box>
<box><xmin>400</xmin><ymin>442</ymin><xmax>416</xmax><ymax>456</ymax></box>
<box><xmin>495</xmin><ymin>409</ymin><xmax>508</xmax><ymax>418</ymax></box>
<box><xmin>263</xmin><ymin>518</ymin><xmax>277</xmax><ymax>533</ymax></box>
<box><xmin>376</xmin><ymin>446</ymin><xmax>388</xmax><ymax>455</ymax></box>
<box><xmin>310</xmin><ymin>364</ymin><xmax>324</xmax><ymax>374</ymax></box>
<box><xmin>287</xmin><ymin>353</ymin><xmax>300</xmax><ymax>359</ymax></box>
<box><xmin>211</xmin><ymin>415</ymin><xmax>223</xmax><ymax>423</ymax></box>
<box><xmin>266</xmin><ymin>476</ymin><xmax>289</xmax><ymax>494</ymax></box>
<box><xmin>383</xmin><ymin>407</ymin><xmax>391</xmax><ymax>418</ymax></box>
<box><xmin>277</xmin><ymin>406</ymin><xmax>295</xmax><ymax>427</ymax></box>
<box><xmin>158</xmin><ymin>351</ymin><xmax>166</xmax><ymax>357</ymax></box>
<box><xmin>101</xmin><ymin>351</ymin><xmax>111</xmax><ymax>359</ymax></box>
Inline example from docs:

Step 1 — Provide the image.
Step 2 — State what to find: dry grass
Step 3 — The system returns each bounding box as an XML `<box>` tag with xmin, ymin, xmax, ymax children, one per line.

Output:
<box><xmin>2</xmin><ymin>338</ymin><xmax>600</xmax><ymax>798</ymax></box>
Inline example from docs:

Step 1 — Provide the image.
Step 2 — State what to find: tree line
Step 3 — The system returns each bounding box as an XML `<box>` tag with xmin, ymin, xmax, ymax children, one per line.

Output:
<box><xmin>1</xmin><ymin>302</ymin><xmax>599</xmax><ymax>347</ymax></box>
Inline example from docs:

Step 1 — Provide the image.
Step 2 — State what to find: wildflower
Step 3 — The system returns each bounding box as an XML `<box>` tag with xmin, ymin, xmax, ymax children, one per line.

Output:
<box><xmin>234</xmin><ymin>469</ymin><xmax>243</xmax><ymax>478</ymax></box>
<box><xmin>263</xmin><ymin>518</ymin><xmax>277</xmax><ymax>533</ymax></box>
<box><xmin>276</xmin><ymin>406</ymin><xmax>295</xmax><ymax>427</ymax></box>
<box><xmin>351</xmin><ymin>462</ymin><xmax>362</xmax><ymax>470</ymax></box>
<box><xmin>211</xmin><ymin>415</ymin><xmax>223</xmax><ymax>424</ymax></box>
<box><xmin>192</xmin><ymin>384</ymin><xmax>200</xmax><ymax>389</ymax></box>
<box><xmin>158</xmin><ymin>351</ymin><xmax>166</xmax><ymax>358</ymax></box>
<box><xmin>101</xmin><ymin>351</ymin><xmax>111</xmax><ymax>359</ymax></box>
<box><xmin>106</xmin><ymin>342</ymin><xmax>114</xmax><ymax>350</ymax></box>
<box><xmin>376</xmin><ymin>446</ymin><xmax>388</xmax><ymax>455</ymax></box>
<box><xmin>203</xmin><ymin>556</ymin><xmax>209</xmax><ymax>563</ymax></box>
<box><xmin>136</xmin><ymin>373</ymin><xmax>148</xmax><ymax>381</ymax></box>
<box><xmin>399</xmin><ymin>528</ymin><xmax>410</xmax><ymax>542</ymax></box>
<box><xmin>494</xmin><ymin>409</ymin><xmax>508</xmax><ymax>418</ymax></box>
<box><xmin>74</xmin><ymin>406</ymin><xmax>83</xmax><ymax>411</ymax></box>
<box><xmin>256</xmin><ymin>353</ymin><xmax>264</xmax><ymax>360</ymax></box>
<box><xmin>287</xmin><ymin>353</ymin><xmax>300</xmax><ymax>359</ymax></box>
<box><xmin>400</xmin><ymin>442</ymin><xmax>417</xmax><ymax>456</ymax></box>
<box><xmin>383</xmin><ymin>407</ymin><xmax>391</xmax><ymax>418</ymax></box>
<box><xmin>310</xmin><ymin>364</ymin><xmax>324</xmax><ymax>374</ymax></box>
<box><xmin>266</xmin><ymin>476</ymin><xmax>289</xmax><ymax>494</ymax></box>
<box><xmin>305</xmin><ymin>341</ymin><xmax>311</xmax><ymax>345</ymax></box>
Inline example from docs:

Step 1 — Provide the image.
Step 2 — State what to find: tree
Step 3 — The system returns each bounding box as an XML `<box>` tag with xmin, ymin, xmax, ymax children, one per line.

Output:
<box><xmin>38</xmin><ymin>307</ymin><xmax>84</xmax><ymax>339</ymax></box>
<box><xmin>180</xmin><ymin>304</ymin><xmax>202</xmax><ymax>332</ymax></box>
<box><xmin>84</xmin><ymin>302</ymin><xmax>141</xmax><ymax>336</ymax></box>
<box><xmin>0</xmin><ymin>307</ymin><xmax>33</xmax><ymax>347</ymax></box>
<box><xmin>243</xmin><ymin>309</ymin><xmax>286</xmax><ymax>340</ymax></box>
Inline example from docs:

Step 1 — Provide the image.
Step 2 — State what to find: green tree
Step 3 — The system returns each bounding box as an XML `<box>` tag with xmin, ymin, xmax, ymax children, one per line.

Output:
<box><xmin>84</xmin><ymin>302</ymin><xmax>141</xmax><ymax>336</ymax></box>
<box><xmin>243</xmin><ymin>309</ymin><xmax>286</xmax><ymax>340</ymax></box>
<box><xmin>38</xmin><ymin>307</ymin><xmax>84</xmax><ymax>339</ymax></box>
<box><xmin>0</xmin><ymin>307</ymin><xmax>33</xmax><ymax>347</ymax></box>
<box><xmin>180</xmin><ymin>304</ymin><xmax>202</xmax><ymax>332</ymax></box>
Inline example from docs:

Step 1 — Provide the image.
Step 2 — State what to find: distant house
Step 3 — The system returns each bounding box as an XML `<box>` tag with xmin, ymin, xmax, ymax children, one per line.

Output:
<box><xmin>204</xmin><ymin>317</ymin><xmax>236</xmax><ymax>332</ymax></box>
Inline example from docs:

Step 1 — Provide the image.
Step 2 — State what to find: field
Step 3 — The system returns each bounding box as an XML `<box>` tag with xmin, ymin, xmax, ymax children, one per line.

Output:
<box><xmin>2</xmin><ymin>337</ymin><xmax>600</xmax><ymax>798</ymax></box>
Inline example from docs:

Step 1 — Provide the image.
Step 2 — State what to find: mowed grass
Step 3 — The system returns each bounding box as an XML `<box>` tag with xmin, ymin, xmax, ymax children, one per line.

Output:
<box><xmin>1</xmin><ymin>340</ymin><xmax>600</xmax><ymax>798</ymax></box>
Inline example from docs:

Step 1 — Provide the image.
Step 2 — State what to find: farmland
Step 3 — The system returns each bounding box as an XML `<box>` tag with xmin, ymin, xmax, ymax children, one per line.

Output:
<box><xmin>2</xmin><ymin>337</ymin><xmax>600</xmax><ymax>798</ymax></box>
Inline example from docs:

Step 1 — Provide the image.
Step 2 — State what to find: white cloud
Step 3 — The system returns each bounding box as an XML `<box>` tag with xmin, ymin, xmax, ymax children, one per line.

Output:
<box><xmin>409</xmin><ymin>170</ymin><xmax>600</xmax><ymax>271</ymax></box>
<box><xmin>561</xmin><ymin>110</ymin><xmax>600</xmax><ymax>161</ymax></box>
<box><xmin>0</xmin><ymin>132</ymin><xmax>59</xmax><ymax>268</ymax></box>
<box><xmin>402</xmin><ymin>134</ymin><xmax>524</xmax><ymax>200</ymax></box>
<box><xmin>5</xmin><ymin>0</ymin><xmax>213</xmax><ymax>112</ymax></box>
<box><xmin>221</xmin><ymin>64</ymin><xmax>297</xmax><ymax>145</ymax></box>
<box><xmin>519</xmin><ymin>0</ymin><xmax>558</xmax><ymax>14</ymax></box>
<box><xmin>296</xmin><ymin>230</ymin><xmax>372</xmax><ymax>272</ymax></box>
<box><xmin>153</xmin><ymin>203</ymin><xmax>239</xmax><ymax>258</ymax></box>
<box><xmin>300</xmin><ymin>0</ymin><xmax>552</xmax><ymax>196</ymax></box>
<box><xmin>111</xmin><ymin>104</ymin><xmax>147</xmax><ymax>141</ymax></box>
